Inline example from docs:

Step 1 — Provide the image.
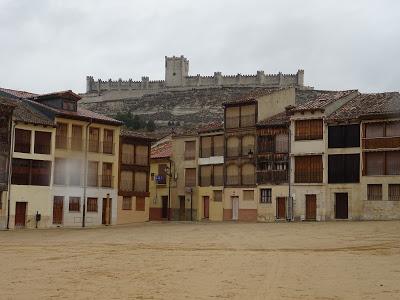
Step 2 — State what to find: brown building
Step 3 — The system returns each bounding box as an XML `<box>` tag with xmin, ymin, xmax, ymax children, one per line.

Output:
<box><xmin>117</xmin><ymin>129</ymin><xmax>153</xmax><ymax>224</ymax></box>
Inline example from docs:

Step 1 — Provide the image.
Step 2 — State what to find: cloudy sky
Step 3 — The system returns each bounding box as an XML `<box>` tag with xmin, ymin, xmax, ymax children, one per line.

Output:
<box><xmin>0</xmin><ymin>0</ymin><xmax>399</xmax><ymax>94</ymax></box>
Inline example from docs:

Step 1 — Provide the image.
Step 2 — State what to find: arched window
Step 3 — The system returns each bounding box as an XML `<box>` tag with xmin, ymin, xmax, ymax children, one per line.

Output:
<box><xmin>226</xmin><ymin>164</ymin><xmax>239</xmax><ymax>185</ymax></box>
<box><xmin>242</xmin><ymin>163</ymin><xmax>255</xmax><ymax>185</ymax></box>
<box><xmin>226</xmin><ymin>136</ymin><xmax>240</xmax><ymax>157</ymax></box>
<box><xmin>242</xmin><ymin>135</ymin><xmax>255</xmax><ymax>156</ymax></box>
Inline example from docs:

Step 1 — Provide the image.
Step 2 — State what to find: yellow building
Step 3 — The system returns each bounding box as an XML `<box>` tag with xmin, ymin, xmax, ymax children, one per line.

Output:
<box><xmin>149</xmin><ymin>138</ymin><xmax>172</xmax><ymax>220</ymax></box>
<box><xmin>197</xmin><ymin>123</ymin><xmax>224</xmax><ymax>221</ymax></box>
<box><xmin>117</xmin><ymin>130</ymin><xmax>152</xmax><ymax>224</ymax></box>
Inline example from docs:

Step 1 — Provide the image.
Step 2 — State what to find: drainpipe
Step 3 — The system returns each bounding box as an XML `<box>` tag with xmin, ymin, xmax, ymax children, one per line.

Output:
<box><xmin>82</xmin><ymin>118</ymin><xmax>93</xmax><ymax>227</ymax></box>
<box><xmin>167</xmin><ymin>159</ymin><xmax>172</xmax><ymax>221</ymax></box>
<box><xmin>6</xmin><ymin>120</ymin><xmax>15</xmax><ymax>230</ymax></box>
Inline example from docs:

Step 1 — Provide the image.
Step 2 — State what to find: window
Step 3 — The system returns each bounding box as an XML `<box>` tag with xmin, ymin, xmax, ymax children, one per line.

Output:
<box><xmin>69</xmin><ymin>159</ymin><xmax>82</xmax><ymax>186</ymax></box>
<box><xmin>328</xmin><ymin>154</ymin><xmax>360</xmax><ymax>183</ymax></box>
<box><xmin>54</xmin><ymin>158</ymin><xmax>66</xmax><ymax>185</ymax></box>
<box><xmin>89</xmin><ymin>127</ymin><xmax>100</xmax><ymax>152</ymax></box>
<box><xmin>200</xmin><ymin>165</ymin><xmax>212</xmax><ymax>187</ymax></box>
<box><xmin>134</xmin><ymin>172</ymin><xmax>147</xmax><ymax>192</ymax></box>
<box><xmin>328</xmin><ymin>124</ymin><xmax>360</xmax><ymax>148</ymax></box>
<box><xmin>184</xmin><ymin>141</ymin><xmax>196</xmax><ymax>160</ymax></box>
<box><xmin>122</xmin><ymin>197</ymin><xmax>132</xmax><ymax>210</ymax></box>
<box><xmin>240</xmin><ymin>104</ymin><xmax>256</xmax><ymax>127</ymax></box>
<box><xmin>243</xmin><ymin>190</ymin><xmax>254</xmax><ymax>201</ymax></box>
<box><xmin>69</xmin><ymin>197</ymin><xmax>80</xmax><ymax>212</ymax></box>
<box><xmin>102</xmin><ymin>162</ymin><xmax>113</xmax><ymax>188</ymax></box>
<box><xmin>122</xmin><ymin>144</ymin><xmax>134</xmax><ymax>164</ymax></box>
<box><xmin>31</xmin><ymin>160</ymin><xmax>51</xmax><ymax>186</ymax></box>
<box><xmin>120</xmin><ymin>171</ymin><xmax>133</xmax><ymax>192</ymax></box>
<box><xmin>135</xmin><ymin>145</ymin><xmax>148</xmax><ymax>166</ymax></box>
<box><xmin>87</xmin><ymin>198</ymin><xmax>98</xmax><ymax>212</ymax></box>
<box><xmin>201</xmin><ymin>136</ymin><xmax>212</xmax><ymax>158</ymax></box>
<box><xmin>14</xmin><ymin>129</ymin><xmax>31</xmax><ymax>153</ymax></box>
<box><xmin>87</xmin><ymin>161</ymin><xmax>98</xmax><ymax>187</ymax></box>
<box><xmin>389</xmin><ymin>184</ymin><xmax>400</xmax><ymax>201</ymax></box>
<box><xmin>225</xmin><ymin>106</ymin><xmax>240</xmax><ymax>128</ymax></box>
<box><xmin>213</xmin><ymin>165</ymin><xmax>224</xmax><ymax>186</ymax></box>
<box><xmin>157</xmin><ymin>164</ymin><xmax>167</xmax><ymax>184</ymax></box>
<box><xmin>295</xmin><ymin>119</ymin><xmax>323</xmax><ymax>140</ymax></box>
<box><xmin>295</xmin><ymin>155</ymin><xmax>323</xmax><ymax>183</ymax></box>
<box><xmin>365</xmin><ymin>151</ymin><xmax>400</xmax><ymax>176</ymax></box>
<box><xmin>260</xmin><ymin>189</ymin><xmax>272</xmax><ymax>203</ymax></box>
<box><xmin>367</xmin><ymin>184</ymin><xmax>382</xmax><ymax>201</ymax></box>
<box><xmin>213</xmin><ymin>135</ymin><xmax>224</xmax><ymax>156</ymax></box>
<box><xmin>185</xmin><ymin>168</ymin><xmax>196</xmax><ymax>187</ymax></box>
<box><xmin>71</xmin><ymin>125</ymin><xmax>83</xmax><ymax>151</ymax></box>
<box><xmin>34</xmin><ymin>131</ymin><xmax>51</xmax><ymax>154</ymax></box>
<box><xmin>242</xmin><ymin>163</ymin><xmax>255</xmax><ymax>185</ymax></box>
<box><xmin>103</xmin><ymin>129</ymin><xmax>114</xmax><ymax>154</ymax></box>
<box><xmin>365</xmin><ymin>123</ymin><xmax>384</xmax><ymax>138</ymax></box>
<box><xmin>136</xmin><ymin>197</ymin><xmax>145</xmax><ymax>211</ymax></box>
<box><xmin>213</xmin><ymin>190</ymin><xmax>222</xmax><ymax>202</ymax></box>
<box><xmin>11</xmin><ymin>159</ymin><xmax>51</xmax><ymax>186</ymax></box>
<box><xmin>275</xmin><ymin>133</ymin><xmax>289</xmax><ymax>153</ymax></box>
<box><xmin>226</xmin><ymin>136</ymin><xmax>240</xmax><ymax>157</ymax></box>
<box><xmin>258</xmin><ymin>136</ymin><xmax>274</xmax><ymax>153</ymax></box>
<box><xmin>386</xmin><ymin>122</ymin><xmax>400</xmax><ymax>137</ymax></box>
<box><xmin>226</xmin><ymin>164</ymin><xmax>239</xmax><ymax>185</ymax></box>
<box><xmin>242</xmin><ymin>135</ymin><xmax>255</xmax><ymax>157</ymax></box>
<box><xmin>62</xmin><ymin>100</ymin><xmax>76</xmax><ymax>111</ymax></box>
<box><xmin>56</xmin><ymin>123</ymin><xmax>68</xmax><ymax>149</ymax></box>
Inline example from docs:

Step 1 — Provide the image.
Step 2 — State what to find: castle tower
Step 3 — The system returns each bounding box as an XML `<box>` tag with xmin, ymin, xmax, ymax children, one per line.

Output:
<box><xmin>165</xmin><ymin>55</ymin><xmax>189</xmax><ymax>87</ymax></box>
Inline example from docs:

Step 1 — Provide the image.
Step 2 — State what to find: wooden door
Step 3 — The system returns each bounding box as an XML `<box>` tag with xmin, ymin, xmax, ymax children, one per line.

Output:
<box><xmin>305</xmin><ymin>194</ymin><xmax>317</xmax><ymax>220</ymax></box>
<box><xmin>276</xmin><ymin>197</ymin><xmax>286</xmax><ymax>219</ymax></box>
<box><xmin>15</xmin><ymin>202</ymin><xmax>27</xmax><ymax>228</ymax></box>
<box><xmin>231</xmin><ymin>196</ymin><xmax>239</xmax><ymax>220</ymax></box>
<box><xmin>52</xmin><ymin>196</ymin><xmax>64</xmax><ymax>224</ymax></box>
<box><xmin>102</xmin><ymin>198</ymin><xmax>112</xmax><ymax>225</ymax></box>
<box><xmin>161</xmin><ymin>196</ymin><xmax>168</xmax><ymax>219</ymax></box>
<box><xmin>179</xmin><ymin>196</ymin><xmax>185</xmax><ymax>221</ymax></box>
<box><xmin>335</xmin><ymin>193</ymin><xmax>348</xmax><ymax>219</ymax></box>
<box><xmin>203</xmin><ymin>196</ymin><xmax>209</xmax><ymax>219</ymax></box>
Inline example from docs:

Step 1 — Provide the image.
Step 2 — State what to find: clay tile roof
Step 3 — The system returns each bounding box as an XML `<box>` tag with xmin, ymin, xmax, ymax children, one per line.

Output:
<box><xmin>151</xmin><ymin>141</ymin><xmax>172</xmax><ymax>159</ymax></box>
<box><xmin>0</xmin><ymin>96</ymin><xmax>17</xmax><ymax>108</ymax></box>
<box><xmin>257</xmin><ymin>111</ymin><xmax>290</xmax><ymax>127</ymax></box>
<box><xmin>30</xmin><ymin>90</ymin><xmax>81</xmax><ymax>101</ymax></box>
<box><xmin>10</xmin><ymin>98</ymin><xmax>54</xmax><ymax>126</ymax></box>
<box><xmin>291</xmin><ymin>90</ymin><xmax>358</xmax><ymax>112</ymax></box>
<box><xmin>327</xmin><ymin>92</ymin><xmax>400</xmax><ymax>122</ymax></box>
<box><xmin>0</xmin><ymin>87</ymin><xmax>38</xmax><ymax>99</ymax></box>
<box><xmin>197</xmin><ymin>121</ymin><xmax>224</xmax><ymax>133</ymax></box>
<box><xmin>120</xmin><ymin>128</ymin><xmax>154</xmax><ymax>141</ymax></box>
<box><xmin>222</xmin><ymin>88</ymin><xmax>283</xmax><ymax>106</ymax></box>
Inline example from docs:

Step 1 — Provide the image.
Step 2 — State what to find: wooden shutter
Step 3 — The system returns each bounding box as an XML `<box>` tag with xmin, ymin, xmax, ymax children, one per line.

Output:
<box><xmin>184</xmin><ymin>141</ymin><xmax>196</xmax><ymax>160</ymax></box>
<box><xmin>242</xmin><ymin>135</ymin><xmax>255</xmax><ymax>156</ymax></box>
<box><xmin>134</xmin><ymin>172</ymin><xmax>147</xmax><ymax>192</ymax></box>
<box><xmin>34</xmin><ymin>131</ymin><xmax>51</xmax><ymax>154</ymax></box>
<box><xmin>122</xmin><ymin>144</ymin><xmax>135</xmax><ymax>165</ymax></box>
<box><xmin>241</xmin><ymin>163</ymin><xmax>255</xmax><ymax>185</ymax></box>
<box><xmin>135</xmin><ymin>145</ymin><xmax>148</xmax><ymax>165</ymax></box>
<box><xmin>201</xmin><ymin>136</ymin><xmax>212</xmax><ymax>158</ymax></box>
<box><xmin>366</xmin><ymin>152</ymin><xmax>384</xmax><ymax>175</ymax></box>
<box><xmin>275</xmin><ymin>133</ymin><xmax>288</xmax><ymax>153</ymax></box>
<box><xmin>389</xmin><ymin>184</ymin><xmax>400</xmax><ymax>201</ymax></box>
<box><xmin>365</xmin><ymin>123</ymin><xmax>384</xmax><ymax>138</ymax></box>
<box><xmin>386</xmin><ymin>151</ymin><xmax>400</xmax><ymax>175</ymax></box>
<box><xmin>386</xmin><ymin>121</ymin><xmax>400</xmax><ymax>137</ymax></box>
<box><xmin>200</xmin><ymin>165</ymin><xmax>212</xmax><ymax>187</ymax></box>
<box><xmin>120</xmin><ymin>171</ymin><xmax>133</xmax><ymax>191</ymax></box>
<box><xmin>14</xmin><ymin>129</ymin><xmax>31</xmax><ymax>153</ymax></box>
<box><xmin>213</xmin><ymin>135</ymin><xmax>224</xmax><ymax>156</ymax></box>
<box><xmin>71</xmin><ymin>125</ymin><xmax>83</xmax><ymax>151</ymax></box>
<box><xmin>185</xmin><ymin>168</ymin><xmax>196</xmax><ymax>187</ymax></box>
<box><xmin>213</xmin><ymin>165</ymin><xmax>224</xmax><ymax>186</ymax></box>
<box><xmin>227</xmin><ymin>136</ymin><xmax>240</xmax><ymax>157</ymax></box>
<box><xmin>367</xmin><ymin>184</ymin><xmax>382</xmax><ymax>200</ymax></box>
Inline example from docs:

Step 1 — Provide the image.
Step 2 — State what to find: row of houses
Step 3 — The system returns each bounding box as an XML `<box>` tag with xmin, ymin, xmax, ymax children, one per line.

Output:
<box><xmin>1</xmin><ymin>85</ymin><xmax>399</xmax><ymax>229</ymax></box>
<box><xmin>149</xmin><ymin>88</ymin><xmax>400</xmax><ymax>222</ymax></box>
<box><xmin>0</xmin><ymin>89</ymin><xmax>152</xmax><ymax>229</ymax></box>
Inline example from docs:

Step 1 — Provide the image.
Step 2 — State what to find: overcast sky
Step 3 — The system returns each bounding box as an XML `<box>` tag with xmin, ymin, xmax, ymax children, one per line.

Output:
<box><xmin>0</xmin><ymin>0</ymin><xmax>399</xmax><ymax>94</ymax></box>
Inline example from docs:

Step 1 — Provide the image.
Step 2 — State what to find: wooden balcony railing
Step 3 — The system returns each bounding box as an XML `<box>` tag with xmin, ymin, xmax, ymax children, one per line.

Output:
<box><xmin>362</xmin><ymin>137</ymin><xmax>400</xmax><ymax>150</ymax></box>
<box><xmin>257</xmin><ymin>170</ymin><xmax>288</xmax><ymax>184</ymax></box>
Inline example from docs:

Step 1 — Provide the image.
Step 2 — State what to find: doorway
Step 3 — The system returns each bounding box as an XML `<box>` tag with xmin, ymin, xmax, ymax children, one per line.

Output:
<box><xmin>231</xmin><ymin>196</ymin><xmax>239</xmax><ymax>220</ymax></box>
<box><xmin>335</xmin><ymin>193</ymin><xmax>348</xmax><ymax>219</ymax></box>
<box><xmin>161</xmin><ymin>196</ymin><xmax>168</xmax><ymax>219</ymax></box>
<box><xmin>276</xmin><ymin>197</ymin><xmax>286</xmax><ymax>219</ymax></box>
<box><xmin>305</xmin><ymin>194</ymin><xmax>317</xmax><ymax>220</ymax></box>
<box><xmin>203</xmin><ymin>196</ymin><xmax>209</xmax><ymax>219</ymax></box>
<box><xmin>179</xmin><ymin>196</ymin><xmax>186</xmax><ymax>221</ymax></box>
<box><xmin>53</xmin><ymin>196</ymin><xmax>64</xmax><ymax>225</ymax></box>
<box><xmin>15</xmin><ymin>202</ymin><xmax>27</xmax><ymax>228</ymax></box>
<box><xmin>102</xmin><ymin>197</ymin><xmax>112</xmax><ymax>225</ymax></box>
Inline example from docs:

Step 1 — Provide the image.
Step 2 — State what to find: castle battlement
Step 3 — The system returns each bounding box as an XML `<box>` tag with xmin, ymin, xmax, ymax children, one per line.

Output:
<box><xmin>86</xmin><ymin>56</ymin><xmax>304</xmax><ymax>93</ymax></box>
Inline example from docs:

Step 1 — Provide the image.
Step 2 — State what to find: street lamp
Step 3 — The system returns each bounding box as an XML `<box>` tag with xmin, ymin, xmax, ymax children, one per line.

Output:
<box><xmin>164</xmin><ymin>163</ymin><xmax>173</xmax><ymax>221</ymax></box>
<box><xmin>247</xmin><ymin>149</ymin><xmax>254</xmax><ymax>159</ymax></box>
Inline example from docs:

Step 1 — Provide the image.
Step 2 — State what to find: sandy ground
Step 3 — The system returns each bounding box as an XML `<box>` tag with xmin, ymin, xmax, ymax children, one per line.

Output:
<box><xmin>0</xmin><ymin>221</ymin><xmax>400</xmax><ymax>300</ymax></box>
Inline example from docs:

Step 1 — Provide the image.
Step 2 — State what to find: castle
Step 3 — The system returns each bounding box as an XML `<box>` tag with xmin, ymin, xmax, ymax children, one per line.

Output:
<box><xmin>85</xmin><ymin>55</ymin><xmax>305</xmax><ymax>95</ymax></box>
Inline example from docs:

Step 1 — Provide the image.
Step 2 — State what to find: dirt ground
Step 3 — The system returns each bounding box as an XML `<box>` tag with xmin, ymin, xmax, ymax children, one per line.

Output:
<box><xmin>0</xmin><ymin>221</ymin><xmax>400</xmax><ymax>300</ymax></box>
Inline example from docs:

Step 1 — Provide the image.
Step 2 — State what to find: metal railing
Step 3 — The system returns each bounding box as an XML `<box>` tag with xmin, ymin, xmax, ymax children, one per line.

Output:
<box><xmin>257</xmin><ymin>170</ymin><xmax>288</xmax><ymax>184</ymax></box>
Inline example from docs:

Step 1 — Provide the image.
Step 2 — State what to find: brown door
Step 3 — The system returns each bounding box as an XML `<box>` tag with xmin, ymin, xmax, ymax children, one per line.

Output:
<box><xmin>161</xmin><ymin>196</ymin><xmax>168</xmax><ymax>219</ymax></box>
<box><xmin>203</xmin><ymin>196</ymin><xmax>209</xmax><ymax>219</ymax></box>
<box><xmin>335</xmin><ymin>193</ymin><xmax>348</xmax><ymax>219</ymax></box>
<box><xmin>305</xmin><ymin>194</ymin><xmax>317</xmax><ymax>220</ymax></box>
<box><xmin>102</xmin><ymin>198</ymin><xmax>112</xmax><ymax>225</ymax></box>
<box><xmin>15</xmin><ymin>202</ymin><xmax>27</xmax><ymax>228</ymax></box>
<box><xmin>53</xmin><ymin>196</ymin><xmax>64</xmax><ymax>224</ymax></box>
<box><xmin>276</xmin><ymin>197</ymin><xmax>286</xmax><ymax>219</ymax></box>
<box><xmin>179</xmin><ymin>196</ymin><xmax>185</xmax><ymax>221</ymax></box>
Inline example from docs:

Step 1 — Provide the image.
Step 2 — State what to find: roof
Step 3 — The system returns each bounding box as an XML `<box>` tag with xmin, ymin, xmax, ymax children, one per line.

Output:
<box><xmin>0</xmin><ymin>87</ymin><xmax>37</xmax><ymax>99</ymax></box>
<box><xmin>291</xmin><ymin>90</ymin><xmax>357</xmax><ymax>113</ymax></box>
<box><xmin>0</xmin><ymin>97</ymin><xmax>17</xmax><ymax>108</ymax></box>
<box><xmin>151</xmin><ymin>141</ymin><xmax>172</xmax><ymax>159</ymax></box>
<box><xmin>120</xmin><ymin>128</ymin><xmax>154</xmax><ymax>141</ymax></box>
<box><xmin>198</xmin><ymin>121</ymin><xmax>224</xmax><ymax>133</ymax></box>
<box><xmin>30</xmin><ymin>90</ymin><xmax>81</xmax><ymax>102</ymax></box>
<box><xmin>257</xmin><ymin>111</ymin><xmax>290</xmax><ymax>127</ymax></box>
<box><xmin>222</xmin><ymin>88</ymin><xmax>282</xmax><ymax>106</ymax></box>
<box><xmin>327</xmin><ymin>92</ymin><xmax>400</xmax><ymax>123</ymax></box>
<box><xmin>6</xmin><ymin>98</ymin><xmax>55</xmax><ymax>126</ymax></box>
